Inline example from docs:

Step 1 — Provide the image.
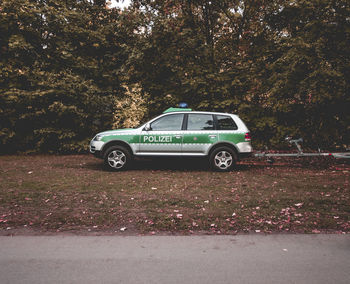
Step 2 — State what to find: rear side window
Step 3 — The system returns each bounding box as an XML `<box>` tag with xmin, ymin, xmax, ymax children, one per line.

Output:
<box><xmin>187</xmin><ymin>114</ymin><xmax>214</xmax><ymax>130</ymax></box>
<box><xmin>216</xmin><ymin>115</ymin><xmax>238</xmax><ymax>130</ymax></box>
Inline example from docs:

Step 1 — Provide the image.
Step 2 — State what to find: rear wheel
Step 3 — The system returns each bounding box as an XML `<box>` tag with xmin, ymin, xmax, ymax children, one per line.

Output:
<box><xmin>104</xmin><ymin>146</ymin><xmax>131</xmax><ymax>171</ymax></box>
<box><xmin>209</xmin><ymin>146</ymin><xmax>237</xmax><ymax>172</ymax></box>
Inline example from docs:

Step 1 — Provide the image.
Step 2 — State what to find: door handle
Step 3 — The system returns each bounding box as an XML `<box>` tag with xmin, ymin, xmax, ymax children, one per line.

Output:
<box><xmin>175</xmin><ymin>135</ymin><xmax>182</xmax><ymax>139</ymax></box>
<box><xmin>209</xmin><ymin>135</ymin><xmax>217</xmax><ymax>138</ymax></box>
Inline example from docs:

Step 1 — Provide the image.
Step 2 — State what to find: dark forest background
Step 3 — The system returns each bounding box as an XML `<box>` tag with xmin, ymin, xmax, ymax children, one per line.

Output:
<box><xmin>1</xmin><ymin>0</ymin><xmax>349</xmax><ymax>153</ymax></box>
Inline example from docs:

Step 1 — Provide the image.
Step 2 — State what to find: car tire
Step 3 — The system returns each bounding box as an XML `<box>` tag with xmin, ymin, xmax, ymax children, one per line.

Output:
<box><xmin>209</xmin><ymin>146</ymin><xmax>237</xmax><ymax>172</ymax></box>
<box><xmin>103</xmin><ymin>146</ymin><xmax>132</xmax><ymax>171</ymax></box>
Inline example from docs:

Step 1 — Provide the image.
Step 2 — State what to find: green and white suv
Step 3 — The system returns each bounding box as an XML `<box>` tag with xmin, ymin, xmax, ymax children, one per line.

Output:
<box><xmin>90</xmin><ymin>108</ymin><xmax>252</xmax><ymax>171</ymax></box>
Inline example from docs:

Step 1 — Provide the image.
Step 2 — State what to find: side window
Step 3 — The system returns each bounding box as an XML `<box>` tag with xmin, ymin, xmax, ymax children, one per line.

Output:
<box><xmin>150</xmin><ymin>114</ymin><xmax>184</xmax><ymax>131</ymax></box>
<box><xmin>216</xmin><ymin>115</ymin><xmax>238</xmax><ymax>130</ymax></box>
<box><xmin>187</xmin><ymin>114</ymin><xmax>214</xmax><ymax>130</ymax></box>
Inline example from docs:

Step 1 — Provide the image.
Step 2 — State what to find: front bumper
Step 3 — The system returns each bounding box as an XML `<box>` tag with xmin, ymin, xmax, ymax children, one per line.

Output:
<box><xmin>90</xmin><ymin>140</ymin><xmax>104</xmax><ymax>158</ymax></box>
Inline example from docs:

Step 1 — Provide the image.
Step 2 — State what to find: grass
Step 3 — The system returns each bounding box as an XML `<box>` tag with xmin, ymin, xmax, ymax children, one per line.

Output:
<box><xmin>0</xmin><ymin>155</ymin><xmax>349</xmax><ymax>235</ymax></box>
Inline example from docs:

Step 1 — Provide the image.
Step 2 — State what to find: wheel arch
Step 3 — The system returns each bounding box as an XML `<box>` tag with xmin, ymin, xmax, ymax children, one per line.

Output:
<box><xmin>208</xmin><ymin>142</ymin><xmax>239</xmax><ymax>158</ymax></box>
<box><xmin>101</xmin><ymin>140</ymin><xmax>134</xmax><ymax>157</ymax></box>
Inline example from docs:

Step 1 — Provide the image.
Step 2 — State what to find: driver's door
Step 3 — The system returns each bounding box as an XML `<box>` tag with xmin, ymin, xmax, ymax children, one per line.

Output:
<box><xmin>138</xmin><ymin>113</ymin><xmax>184</xmax><ymax>155</ymax></box>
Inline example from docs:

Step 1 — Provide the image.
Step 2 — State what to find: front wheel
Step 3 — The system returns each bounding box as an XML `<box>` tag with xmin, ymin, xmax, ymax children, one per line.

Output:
<box><xmin>104</xmin><ymin>146</ymin><xmax>131</xmax><ymax>171</ymax></box>
<box><xmin>209</xmin><ymin>147</ymin><xmax>237</xmax><ymax>172</ymax></box>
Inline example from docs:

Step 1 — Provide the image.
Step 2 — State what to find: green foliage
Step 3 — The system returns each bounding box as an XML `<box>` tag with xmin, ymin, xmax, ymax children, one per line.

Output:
<box><xmin>124</xmin><ymin>0</ymin><xmax>350</xmax><ymax>149</ymax></box>
<box><xmin>113</xmin><ymin>84</ymin><xmax>149</xmax><ymax>128</ymax></box>
<box><xmin>264</xmin><ymin>0</ymin><xmax>350</xmax><ymax>148</ymax></box>
<box><xmin>1</xmin><ymin>0</ymin><xmax>349</xmax><ymax>153</ymax></box>
<box><xmin>0</xmin><ymin>0</ymin><xmax>126</xmax><ymax>153</ymax></box>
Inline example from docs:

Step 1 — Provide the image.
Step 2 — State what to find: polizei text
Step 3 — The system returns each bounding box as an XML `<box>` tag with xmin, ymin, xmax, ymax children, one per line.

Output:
<box><xmin>143</xmin><ymin>136</ymin><xmax>173</xmax><ymax>143</ymax></box>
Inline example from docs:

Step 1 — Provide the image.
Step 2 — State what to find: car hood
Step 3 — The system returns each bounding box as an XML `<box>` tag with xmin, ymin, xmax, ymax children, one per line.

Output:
<box><xmin>97</xmin><ymin>128</ymin><xmax>139</xmax><ymax>137</ymax></box>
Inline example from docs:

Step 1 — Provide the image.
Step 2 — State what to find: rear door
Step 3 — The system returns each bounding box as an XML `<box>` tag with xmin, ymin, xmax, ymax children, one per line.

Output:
<box><xmin>182</xmin><ymin>113</ymin><xmax>218</xmax><ymax>155</ymax></box>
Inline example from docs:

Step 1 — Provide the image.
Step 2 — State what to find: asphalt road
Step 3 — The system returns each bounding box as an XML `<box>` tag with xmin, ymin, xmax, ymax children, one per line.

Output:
<box><xmin>1</xmin><ymin>234</ymin><xmax>349</xmax><ymax>284</ymax></box>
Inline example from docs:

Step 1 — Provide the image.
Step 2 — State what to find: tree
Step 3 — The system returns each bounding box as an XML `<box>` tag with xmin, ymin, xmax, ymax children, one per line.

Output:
<box><xmin>0</xmin><ymin>0</ymin><xmax>127</xmax><ymax>153</ymax></box>
<box><xmin>264</xmin><ymin>0</ymin><xmax>350</xmax><ymax>148</ymax></box>
<box><xmin>1</xmin><ymin>0</ymin><xmax>348</xmax><ymax>152</ymax></box>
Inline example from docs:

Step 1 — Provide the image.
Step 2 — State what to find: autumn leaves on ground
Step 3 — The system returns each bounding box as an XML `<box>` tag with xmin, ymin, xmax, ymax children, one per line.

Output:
<box><xmin>0</xmin><ymin>155</ymin><xmax>349</xmax><ymax>235</ymax></box>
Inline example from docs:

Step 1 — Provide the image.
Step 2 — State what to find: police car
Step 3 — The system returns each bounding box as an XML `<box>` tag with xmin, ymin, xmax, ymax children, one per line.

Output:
<box><xmin>90</xmin><ymin>107</ymin><xmax>252</xmax><ymax>171</ymax></box>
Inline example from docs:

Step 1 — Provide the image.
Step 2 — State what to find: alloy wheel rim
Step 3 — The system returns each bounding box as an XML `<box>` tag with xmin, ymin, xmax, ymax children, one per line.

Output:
<box><xmin>214</xmin><ymin>151</ymin><xmax>233</xmax><ymax>169</ymax></box>
<box><xmin>108</xmin><ymin>150</ymin><xmax>126</xmax><ymax>169</ymax></box>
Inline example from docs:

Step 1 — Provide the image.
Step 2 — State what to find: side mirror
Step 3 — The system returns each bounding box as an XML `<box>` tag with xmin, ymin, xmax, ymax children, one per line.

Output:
<box><xmin>144</xmin><ymin>123</ymin><xmax>151</xmax><ymax>131</ymax></box>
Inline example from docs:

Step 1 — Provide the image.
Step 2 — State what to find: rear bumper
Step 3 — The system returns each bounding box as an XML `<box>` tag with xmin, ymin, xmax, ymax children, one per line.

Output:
<box><xmin>236</xmin><ymin>142</ymin><xmax>253</xmax><ymax>160</ymax></box>
<box><xmin>236</xmin><ymin>142</ymin><xmax>252</xmax><ymax>153</ymax></box>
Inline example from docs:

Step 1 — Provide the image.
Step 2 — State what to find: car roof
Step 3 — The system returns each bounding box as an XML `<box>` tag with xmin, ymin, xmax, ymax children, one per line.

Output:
<box><xmin>163</xmin><ymin>110</ymin><xmax>238</xmax><ymax>117</ymax></box>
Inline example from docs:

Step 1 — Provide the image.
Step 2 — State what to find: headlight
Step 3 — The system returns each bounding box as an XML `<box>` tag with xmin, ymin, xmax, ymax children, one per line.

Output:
<box><xmin>94</xmin><ymin>134</ymin><xmax>103</xmax><ymax>141</ymax></box>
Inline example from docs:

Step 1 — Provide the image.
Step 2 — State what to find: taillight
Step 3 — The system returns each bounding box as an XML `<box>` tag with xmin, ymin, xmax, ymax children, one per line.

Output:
<box><xmin>245</xmin><ymin>132</ymin><xmax>251</xmax><ymax>141</ymax></box>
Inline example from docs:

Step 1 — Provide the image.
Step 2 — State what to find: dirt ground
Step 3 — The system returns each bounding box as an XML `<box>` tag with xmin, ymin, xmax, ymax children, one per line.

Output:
<box><xmin>0</xmin><ymin>154</ymin><xmax>349</xmax><ymax>235</ymax></box>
